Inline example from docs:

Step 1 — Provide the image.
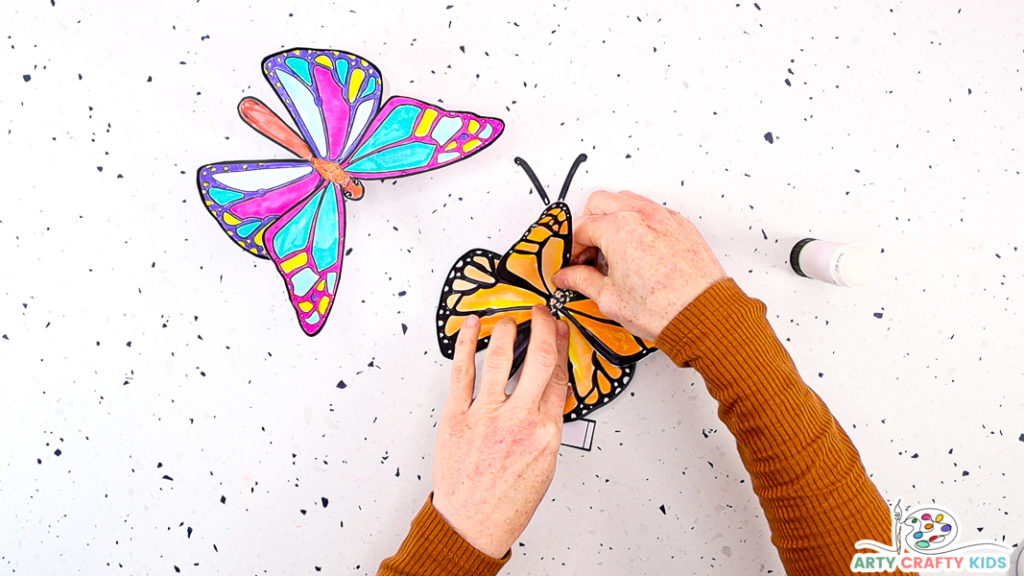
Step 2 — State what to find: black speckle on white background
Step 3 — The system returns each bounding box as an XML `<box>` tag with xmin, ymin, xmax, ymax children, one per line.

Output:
<box><xmin>1</xmin><ymin>2</ymin><xmax>1021</xmax><ymax>575</ymax></box>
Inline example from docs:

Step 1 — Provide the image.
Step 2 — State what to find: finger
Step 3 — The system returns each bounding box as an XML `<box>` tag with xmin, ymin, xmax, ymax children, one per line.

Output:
<box><xmin>539</xmin><ymin>319</ymin><xmax>571</xmax><ymax>417</ymax></box>
<box><xmin>617</xmin><ymin>190</ymin><xmax>674</xmax><ymax>223</ymax></box>
<box><xmin>570</xmin><ymin>245</ymin><xmax>600</xmax><ymax>266</ymax></box>
<box><xmin>476</xmin><ymin>317</ymin><xmax>518</xmax><ymax>406</ymax></box>
<box><xmin>569</xmin><ymin>214</ymin><xmax>606</xmax><ymax>261</ymax></box>
<box><xmin>617</xmin><ymin>189</ymin><xmax>658</xmax><ymax>205</ymax></box>
<box><xmin>569</xmin><ymin>214</ymin><xmax>618</xmax><ymax>254</ymax></box>
<box><xmin>446</xmin><ymin>315</ymin><xmax>480</xmax><ymax>413</ymax></box>
<box><xmin>553</xmin><ymin>264</ymin><xmax>608</xmax><ymax>302</ymax></box>
<box><xmin>512</xmin><ymin>306</ymin><xmax>559</xmax><ymax>408</ymax></box>
<box><xmin>581</xmin><ymin>189</ymin><xmax>648</xmax><ymax>217</ymax></box>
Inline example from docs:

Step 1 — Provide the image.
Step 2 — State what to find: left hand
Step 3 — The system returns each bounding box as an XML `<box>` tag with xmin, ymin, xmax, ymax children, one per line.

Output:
<box><xmin>431</xmin><ymin>306</ymin><xmax>570</xmax><ymax>558</ymax></box>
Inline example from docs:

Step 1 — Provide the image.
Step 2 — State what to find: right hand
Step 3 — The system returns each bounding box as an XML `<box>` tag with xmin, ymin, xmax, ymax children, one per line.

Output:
<box><xmin>553</xmin><ymin>190</ymin><xmax>726</xmax><ymax>341</ymax></box>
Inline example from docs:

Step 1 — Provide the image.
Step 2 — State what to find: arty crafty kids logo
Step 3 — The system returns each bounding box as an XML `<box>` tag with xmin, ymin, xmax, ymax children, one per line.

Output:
<box><xmin>851</xmin><ymin>499</ymin><xmax>1010</xmax><ymax>573</ymax></box>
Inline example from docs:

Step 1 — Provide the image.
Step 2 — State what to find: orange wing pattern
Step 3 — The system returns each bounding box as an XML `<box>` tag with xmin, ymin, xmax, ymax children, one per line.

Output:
<box><xmin>497</xmin><ymin>204</ymin><xmax>570</xmax><ymax>295</ymax></box>
<box><xmin>563</xmin><ymin>298</ymin><xmax>655</xmax><ymax>364</ymax></box>
<box><xmin>436</xmin><ymin>201</ymin><xmax>655</xmax><ymax>422</ymax></box>
<box><xmin>562</xmin><ymin>320</ymin><xmax>637</xmax><ymax>420</ymax></box>
<box><xmin>436</xmin><ymin>249</ymin><xmax>544</xmax><ymax>358</ymax></box>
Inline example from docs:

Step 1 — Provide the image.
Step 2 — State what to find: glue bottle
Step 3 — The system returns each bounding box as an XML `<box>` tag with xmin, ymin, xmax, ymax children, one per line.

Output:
<box><xmin>790</xmin><ymin>238</ymin><xmax>878</xmax><ymax>287</ymax></box>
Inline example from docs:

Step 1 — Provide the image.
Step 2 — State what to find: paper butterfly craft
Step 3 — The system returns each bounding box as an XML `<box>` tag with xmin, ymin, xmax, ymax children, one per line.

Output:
<box><xmin>197</xmin><ymin>48</ymin><xmax>504</xmax><ymax>335</ymax></box>
<box><xmin>436</xmin><ymin>155</ymin><xmax>655</xmax><ymax>421</ymax></box>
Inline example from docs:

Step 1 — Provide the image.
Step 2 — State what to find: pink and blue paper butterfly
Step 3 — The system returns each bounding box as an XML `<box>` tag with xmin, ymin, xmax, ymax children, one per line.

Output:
<box><xmin>197</xmin><ymin>48</ymin><xmax>504</xmax><ymax>336</ymax></box>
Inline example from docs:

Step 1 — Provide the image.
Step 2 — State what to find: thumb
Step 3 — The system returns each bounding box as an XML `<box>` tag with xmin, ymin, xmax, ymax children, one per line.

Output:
<box><xmin>554</xmin><ymin>264</ymin><xmax>607</xmax><ymax>302</ymax></box>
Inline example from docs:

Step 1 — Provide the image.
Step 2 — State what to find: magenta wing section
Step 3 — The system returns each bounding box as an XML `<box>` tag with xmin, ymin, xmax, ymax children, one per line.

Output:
<box><xmin>263</xmin><ymin>181</ymin><xmax>346</xmax><ymax>336</ymax></box>
<box><xmin>197</xmin><ymin>160</ymin><xmax>323</xmax><ymax>258</ymax></box>
<box><xmin>342</xmin><ymin>96</ymin><xmax>504</xmax><ymax>179</ymax></box>
<box><xmin>261</xmin><ymin>49</ymin><xmax>383</xmax><ymax>163</ymax></box>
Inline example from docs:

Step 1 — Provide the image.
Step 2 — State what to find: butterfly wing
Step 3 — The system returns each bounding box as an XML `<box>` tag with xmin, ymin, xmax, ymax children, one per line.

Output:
<box><xmin>437</xmin><ymin>203</ymin><xmax>570</xmax><ymax>359</ymax></box>
<box><xmin>436</xmin><ymin>202</ymin><xmax>648</xmax><ymax>420</ymax></box>
<box><xmin>493</xmin><ymin>202</ymin><xmax>651</xmax><ymax>420</ymax></box>
<box><xmin>262</xmin><ymin>49</ymin><xmax>383</xmax><ymax>162</ymax></box>
<box><xmin>197</xmin><ymin>160</ymin><xmax>323</xmax><ymax>258</ymax></box>
<box><xmin>343</xmin><ymin>96</ymin><xmax>504</xmax><ymax>179</ymax></box>
<box><xmin>437</xmin><ymin>249</ymin><xmax>546</xmax><ymax>358</ymax></box>
<box><xmin>562</xmin><ymin>321</ymin><xmax>637</xmax><ymax>421</ymax></box>
<box><xmin>263</xmin><ymin>181</ymin><xmax>346</xmax><ymax>336</ymax></box>
<box><xmin>495</xmin><ymin>203</ymin><xmax>571</xmax><ymax>295</ymax></box>
<box><xmin>562</xmin><ymin>297</ymin><xmax>656</xmax><ymax>364</ymax></box>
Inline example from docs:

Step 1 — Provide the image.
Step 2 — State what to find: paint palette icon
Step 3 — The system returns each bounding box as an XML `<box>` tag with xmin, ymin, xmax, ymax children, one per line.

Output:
<box><xmin>903</xmin><ymin>508</ymin><xmax>957</xmax><ymax>551</ymax></box>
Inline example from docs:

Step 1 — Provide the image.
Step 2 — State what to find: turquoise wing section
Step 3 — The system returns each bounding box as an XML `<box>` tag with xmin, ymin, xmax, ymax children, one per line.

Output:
<box><xmin>264</xmin><ymin>182</ymin><xmax>346</xmax><ymax>336</ymax></box>
<box><xmin>197</xmin><ymin>160</ymin><xmax>322</xmax><ymax>258</ymax></box>
<box><xmin>343</xmin><ymin>96</ymin><xmax>504</xmax><ymax>179</ymax></box>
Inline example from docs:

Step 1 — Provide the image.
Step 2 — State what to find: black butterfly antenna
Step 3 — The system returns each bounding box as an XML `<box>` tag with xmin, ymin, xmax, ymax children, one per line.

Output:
<box><xmin>557</xmin><ymin>153</ymin><xmax>588</xmax><ymax>202</ymax></box>
<box><xmin>514</xmin><ymin>154</ymin><xmax>588</xmax><ymax>205</ymax></box>
<box><xmin>514</xmin><ymin>156</ymin><xmax>550</xmax><ymax>204</ymax></box>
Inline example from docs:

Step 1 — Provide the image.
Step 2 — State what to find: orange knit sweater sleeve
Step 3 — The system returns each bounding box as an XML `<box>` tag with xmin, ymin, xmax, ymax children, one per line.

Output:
<box><xmin>656</xmin><ymin>278</ymin><xmax>916</xmax><ymax>575</ymax></box>
<box><xmin>377</xmin><ymin>494</ymin><xmax>508</xmax><ymax>576</ymax></box>
<box><xmin>378</xmin><ymin>278</ymin><xmax>915</xmax><ymax>575</ymax></box>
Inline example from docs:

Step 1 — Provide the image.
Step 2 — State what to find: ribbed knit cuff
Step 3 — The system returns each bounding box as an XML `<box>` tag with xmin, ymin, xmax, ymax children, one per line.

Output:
<box><xmin>378</xmin><ymin>494</ymin><xmax>508</xmax><ymax>576</ymax></box>
<box><xmin>656</xmin><ymin>277</ymin><xmax>752</xmax><ymax>366</ymax></box>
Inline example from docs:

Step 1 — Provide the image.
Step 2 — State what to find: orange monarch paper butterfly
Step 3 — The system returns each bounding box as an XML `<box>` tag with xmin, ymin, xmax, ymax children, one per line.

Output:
<box><xmin>436</xmin><ymin>154</ymin><xmax>655</xmax><ymax>421</ymax></box>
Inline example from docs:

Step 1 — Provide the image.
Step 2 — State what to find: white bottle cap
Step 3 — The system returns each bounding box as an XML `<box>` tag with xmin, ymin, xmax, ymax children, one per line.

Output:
<box><xmin>833</xmin><ymin>246</ymin><xmax>878</xmax><ymax>287</ymax></box>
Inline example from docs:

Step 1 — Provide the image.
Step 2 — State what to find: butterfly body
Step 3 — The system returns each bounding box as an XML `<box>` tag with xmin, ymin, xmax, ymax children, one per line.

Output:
<box><xmin>436</xmin><ymin>157</ymin><xmax>655</xmax><ymax>421</ymax></box>
<box><xmin>310</xmin><ymin>158</ymin><xmax>363</xmax><ymax>199</ymax></box>
<box><xmin>547</xmin><ymin>288</ymin><xmax>580</xmax><ymax>316</ymax></box>
<box><xmin>198</xmin><ymin>48</ymin><xmax>504</xmax><ymax>335</ymax></box>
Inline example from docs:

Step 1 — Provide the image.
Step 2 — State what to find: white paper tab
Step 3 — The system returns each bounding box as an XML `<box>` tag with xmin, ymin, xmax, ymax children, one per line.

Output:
<box><xmin>561</xmin><ymin>418</ymin><xmax>596</xmax><ymax>451</ymax></box>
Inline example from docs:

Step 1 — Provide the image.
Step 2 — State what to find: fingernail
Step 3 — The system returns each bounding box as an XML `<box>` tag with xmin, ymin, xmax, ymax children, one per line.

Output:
<box><xmin>556</xmin><ymin>320</ymin><xmax>569</xmax><ymax>338</ymax></box>
<box><xmin>465</xmin><ymin>315</ymin><xmax>479</xmax><ymax>328</ymax></box>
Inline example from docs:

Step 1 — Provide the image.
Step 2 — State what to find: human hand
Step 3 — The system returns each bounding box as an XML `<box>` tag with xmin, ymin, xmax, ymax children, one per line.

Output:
<box><xmin>553</xmin><ymin>190</ymin><xmax>726</xmax><ymax>341</ymax></box>
<box><xmin>431</xmin><ymin>306</ymin><xmax>570</xmax><ymax>558</ymax></box>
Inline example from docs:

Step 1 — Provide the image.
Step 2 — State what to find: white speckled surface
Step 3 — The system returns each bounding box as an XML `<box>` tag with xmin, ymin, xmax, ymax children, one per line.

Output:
<box><xmin>2</xmin><ymin>1</ymin><xmax>1022</xmax><ymax>574</ymax></box>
